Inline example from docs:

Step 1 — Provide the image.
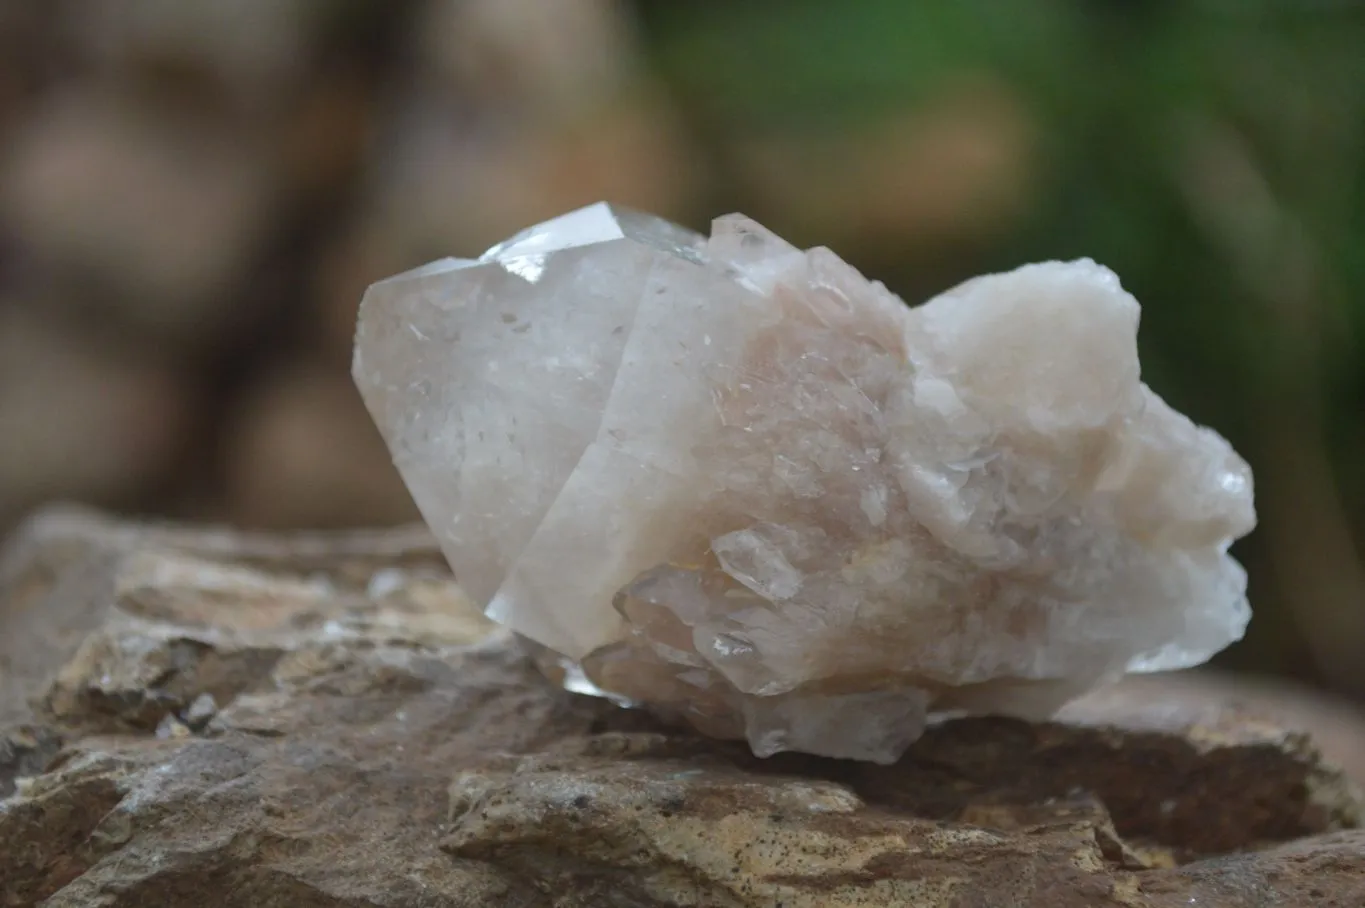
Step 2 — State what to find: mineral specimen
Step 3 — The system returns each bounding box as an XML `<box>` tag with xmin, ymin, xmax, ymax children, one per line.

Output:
<box><xmin>353</xmin><ymin>202</ymin><xmax>1256</xmax><ymax>763</ymax></box>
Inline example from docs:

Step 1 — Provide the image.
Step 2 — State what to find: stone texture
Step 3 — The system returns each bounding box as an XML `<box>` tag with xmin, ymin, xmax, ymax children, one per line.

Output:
<box><xmin>1</xmin><ymin>509</ymin><xmax>1360</xmax><ymax>907</ymax></box>
<box><xmin>1073</xmin><ymin>670</ymin><xmax>1365</xmax><ymax>785</ymax></box>
<box><xmin>354</xmin><ymin>203</ymin><xmax>1257</xmax><ymax>763</ymax></box>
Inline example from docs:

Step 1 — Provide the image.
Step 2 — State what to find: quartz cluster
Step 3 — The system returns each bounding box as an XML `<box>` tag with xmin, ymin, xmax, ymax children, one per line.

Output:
<box><xmin>353</xmin><ymin>203</ymin><xmax>1256</xmax><ymax>763</ymax></box>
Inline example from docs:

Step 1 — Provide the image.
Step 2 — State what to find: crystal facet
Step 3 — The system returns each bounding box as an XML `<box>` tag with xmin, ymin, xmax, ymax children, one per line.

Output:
<box><xmin>354</xmin><ymin>202</ymin><xmax>1256</xmax><ymax>763</ymax></box>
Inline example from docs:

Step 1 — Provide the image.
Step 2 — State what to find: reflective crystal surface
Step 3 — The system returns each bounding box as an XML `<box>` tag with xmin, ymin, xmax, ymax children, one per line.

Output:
<box><xmin>354</xmin><ymin>202</ymin><xmax>1256</xmax><ymax>763</ymax></box>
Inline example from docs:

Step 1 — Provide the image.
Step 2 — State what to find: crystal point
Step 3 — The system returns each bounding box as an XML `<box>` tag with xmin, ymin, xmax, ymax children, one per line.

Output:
<box><xmin>354</xmin><ymin>203</ymin><xmax>1256</xmax><ymax>763</ymax></box>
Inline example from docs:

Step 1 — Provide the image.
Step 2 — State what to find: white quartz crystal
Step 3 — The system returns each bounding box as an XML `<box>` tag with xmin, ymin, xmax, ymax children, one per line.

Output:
<box><xmin>354</xmin><ymin>202</ymin><xmax>1256</xmax><ymax>763</ymax></box>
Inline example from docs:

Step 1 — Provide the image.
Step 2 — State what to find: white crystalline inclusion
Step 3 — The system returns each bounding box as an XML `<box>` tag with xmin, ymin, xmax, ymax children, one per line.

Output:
<box><xmin>354</xmin><ymin>202</ymin><xmax>1256</xmax><ymax>764</ymax></box>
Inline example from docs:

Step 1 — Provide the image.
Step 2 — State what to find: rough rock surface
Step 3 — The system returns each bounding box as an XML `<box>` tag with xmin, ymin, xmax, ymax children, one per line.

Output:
<box><xmin>1</xmin><ymin>507</ymin><xmax>1362</xmax><ymax>907</ymax></box>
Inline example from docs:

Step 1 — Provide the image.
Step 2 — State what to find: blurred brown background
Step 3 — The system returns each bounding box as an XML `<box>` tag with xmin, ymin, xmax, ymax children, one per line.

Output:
<box><xmin>1</xmin><ymin>0</ymin><xmax>1364</xmax><ymax>710</ymax></box>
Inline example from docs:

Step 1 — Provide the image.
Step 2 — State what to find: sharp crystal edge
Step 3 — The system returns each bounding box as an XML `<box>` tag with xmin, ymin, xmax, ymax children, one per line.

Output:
<box><xmin>353</xmin><ymin>202</ymin><xmax>1256</xmax><ymax>763</ymax></box>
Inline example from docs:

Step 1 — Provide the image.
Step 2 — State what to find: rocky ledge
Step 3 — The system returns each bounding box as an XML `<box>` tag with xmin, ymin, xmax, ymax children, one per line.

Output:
<box><xmin>1</xmin><ymin>506</ymin><xmax>1362</xmax><ymax>907</ymax></box>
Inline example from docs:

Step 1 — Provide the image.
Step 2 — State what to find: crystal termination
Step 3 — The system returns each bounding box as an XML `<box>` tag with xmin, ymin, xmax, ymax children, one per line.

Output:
<box><xmin>354</xmin><ymin>203</ymin><xmax>1256</xmax><ymax>763</ymax></box>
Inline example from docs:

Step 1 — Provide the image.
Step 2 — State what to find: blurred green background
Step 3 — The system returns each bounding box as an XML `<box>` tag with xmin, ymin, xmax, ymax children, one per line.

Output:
<box><xmin>1</xmin><ymin>0</ymin><xmax>1363</xmax><ymax>704</ymax></box>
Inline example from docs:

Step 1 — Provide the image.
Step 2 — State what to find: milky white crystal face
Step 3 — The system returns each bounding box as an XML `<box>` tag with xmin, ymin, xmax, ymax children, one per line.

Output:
<box><xmin>354</xmin><ymin>202</ymin><xmax>1256</xmax><ymax>763</ymax></box>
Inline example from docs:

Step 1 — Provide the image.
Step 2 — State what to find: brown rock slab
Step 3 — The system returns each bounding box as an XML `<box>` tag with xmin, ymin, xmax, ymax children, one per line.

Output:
<box><xmin>1064</xmin><ymin>670</ymin><xmax>1365</xmax><ymax>787</ymax></box>
<box><xmin>1</xmin><ymin>507</ymin><xmax>1361</xmax><ymax>907</ymax></box>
